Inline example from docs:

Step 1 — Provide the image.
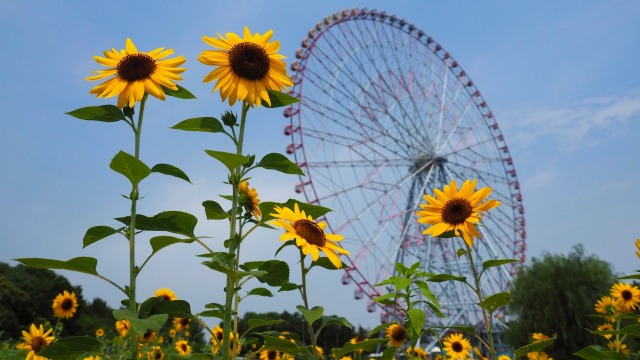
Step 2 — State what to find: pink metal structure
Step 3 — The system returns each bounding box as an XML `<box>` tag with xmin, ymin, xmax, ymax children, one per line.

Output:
<box><xmin>283</xmin><ymin>8</ymin><xmax>525</xmax><ymax>343</ymax></box>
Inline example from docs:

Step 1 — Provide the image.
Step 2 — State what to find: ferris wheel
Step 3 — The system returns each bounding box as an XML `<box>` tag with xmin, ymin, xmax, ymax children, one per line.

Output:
<box><xmin>282</xmin><ymin>8</ymin><xmax>526</xmax><ymax>344</ymax></box>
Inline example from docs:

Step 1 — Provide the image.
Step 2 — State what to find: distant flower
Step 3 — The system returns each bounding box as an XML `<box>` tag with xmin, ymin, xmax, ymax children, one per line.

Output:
<box><xmin>315</xmin><ymin>345</ymin><xmax>324</xmax><ymax>356</ymax></box>
<box><xmin>84</xmin><ymin>356</ymin><xmax>101</xmax><ymax>360</ymax></box>
<box><xmin>209</xmin><ymin>326</ymin><xmax>239</xmax><ymax>356</ymax></box>
<box><xmin>139</xmin><ymin>330</ymin><xmax>157</xmax><ymax>344</ymax></box>
<box><xmin>239</xmin><ymin>181</ymin><xmax>262</xmax><ymax>219</ymax></box>
<box><xmin>173</xmin><ymin>317</ymin><xmax>190</xmax><ymax>332</ymax></box>
<box><xmin>175</xmin><ymin>340</ymin><xmax>192</xmax><ymax>356</ymax></box>
<box><xmin>52</xmin><ymin>290</ymin><xmax>79</xmax><ymax>319</ymax></box>
<box><xmin>350</xmin><ymin>335</ymin><xmax>366</xmax><ymax>354</ymax></box>
<box><xmin>406</xmin><ymin>346</ymin><xmax>428</xmax><ymax>360</ymax></box>
<box><xmin>16</xmin><ymin>323</ymin><xmax>55</xmax><ymax>360</ymax></box>
<box><xmin>610</xmin><ymin>282</ymin><xmax>640</xmax><ymax>312</ymax></box>
<box><xmin>416</xmin><ymin>179</ymin><xmax>500</xmax><ymax>247</ymax></box>
<box><xmin>87</xmin><ymin>38</ymin><xmax>186</xmax><ymax>109</ymax></box>
<box><xmin>384</xmin><ymin>324</ymin><xmax>407</xmax><ymax>348</ymax></box>
<box><xmin>597</xmin><ymin>323</ymin><xmax>614</xmax><ymax>339</ymax></box>
<box><xmin>340</xmin><ymin>356</ymin><xmax>353</xmax><ymax>360</ymax></box>
<box><xmin>259</xmin><ymin>348</ymin><xmax>280</xmax><ymax>360</ymax></box>
<box><xmin>531</xmin><ymin>333</ymin><xmax>549</xmax><ymax>342</ymax></box>
<box><xmin>115</xmin><ymin>319</ymin><xmax>131</xmax><ymax>337</ymax></box>
<box><xmin>497</xmin><ymin>355</ymin><xmax>512</xmax><ymax>360</ymax></box>
<box><xmin>594</xmin><ymin>296</ymin><xmax>622</xmax><ymax>322</ymax></box>
<box><xmin>198</xmin><ymin>26</ymin><xmax>293</xmax><ymax>107</ymax></box>
<box><xmin>442</xmin><ymin>333</ymin><xmax>471</xmax><ymax>360</ymax></box>
<box><xmin>169</xmin><ymin>329</ymin><xmax>176</xmax><ymax>338</ymax></box>
<box><xmin>527</xmin><ymin>352</ymin><xmax>552</xmax><ymax>360</ymax></box>
<box><xmin>95</xmin><ymin>328</ymin><xmax>104</xmax><ymax>337</ymax></box>
<box><xmin>154</xmin><ymin>288</ymin><xmax>177</xmax><ymax>301</ymax></box>
<box><xmin>147</xmin><ymin>346</ymin><xmax>164</xmax><ymax>360</ymax></box>
<box><xmin>271</xmin><ymin>203</ymin><xmax>349</xmax><ymax>268</ymax></box>
<box><xmin>607</xmin><ymin>340</ymin><xmax>630</xmax><ymax>355</ymax></box>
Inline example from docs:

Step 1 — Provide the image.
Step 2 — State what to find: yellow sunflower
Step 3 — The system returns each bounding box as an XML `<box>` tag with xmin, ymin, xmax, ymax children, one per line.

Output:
<box><xmin>198</xmin><ymin>26</ymin><xmax>293</xmax><ymax>107</ymax></box>
<box><xmin>315</xmin><ymin>345</ymin><xmax>324</xmax><ymax>356</ymax></box>
<box><xmin>86</xmin><ymin>38</ymin><xmax>186</xmax><ymax>109</ymax></box>
<box><xmin>139</xmin><ymin>330</ymin><xmax>157</xmax><ymax>344</ymax></box>
<box><xmin>239</xmin><ymin>181</ymin><xmax>261</xmax><ymax>219</ymax></box>
<box><xmin>84</xmin><ymin>356</ymin><xmax>101</xmax><ymax>360</ymax></box>
<box><xmin>154</xmin><ymin>288</ymin><xmax>177</xmax><ymax>301</ymax></box>
<box><xmin>169</xmin><ymin>329</ymin><xmax>176</xmax><ymax>338</ymax></box>
<box><xmin>95</xmin><ymin>328</ymin><xmax>104</xmax><ymax>337</ymax></box>
<box><xmin>115</xmin><ymin>319</ymin><xmax>131</xmax><ymax>337</ymax></box>
<box><xmin>607</xmin><ymin>340</ymin><xmax>630</xmax><ymax>355</ymax></box>
<box><xmin>610</xmin><ymin>282</ymin><xmax>640</xmax><ymax>312</ymax></box>
<box><xmin>597</xmin><ymin>323</ymin><xmax>614</xmax><ymax>340</ymax></box>
<box><xmin>406</xmin><ymin>346</ymin><xmax>427</xmax><ymax>359</ymax></box>
<box><xmin>147</xmin><ymin>346</ymin><xmax>164</xmax><ymax>360</ymax></box>
<box><xmin>271</xmin><ymin>203</ymin><xmax>349</xmax><ymax>268</ymax></box>
<box><xmin>175</xmin><ymin>340</ymin><xmax>192</xmax><ymax>356</ymax></box>
<box><xmin>173</xmin><ymin>317</ymin><xmax>190</xmax><ymax>332</ymax></box>
<box><xmin>531</xmin><ymin>333</ymin><xmax>549</xmax><ymax>342</ymax></box>
<box><xmin>52</xmin><ymin>290</ymin><xmax>79</xmax><ymax>319</ymax></box>
<box><xmin>385</xmin><ymin>324</ymin><xmax>407</xmax><ymax>348</ymax></box>
<box><xmin>259</xmin><ymin>348</ymin><xmax>280</xmax><ymax>360</ymax></box>
<box><xmin>527</xmin><ymin>352</ymin><xmax>552</xmax><ymax>360</ymax></box>
<box><xmin>340</xmin><ymin>357</ymin><xmax>353</xmax><ymax>360</ymax></box>
<box><xmin>16</xmin><ymin>323</ymin><xmax>55</xmax><ymax>360</ymax></box>
<box><xmin>497</xmin><ymin>356</ymin><xmax>512</xmax><ymax>360</ymax></box>
<box><xmin>416</xmin><ymin>179</ymin><xmax>501</xmax><ymax>247</ymax></box>
<box><xmin>442</xmin><ymin>333</ymin><xmax>471</xmax><ymax>360</ymax></box>
<box><xmin>594</xmin><ymin>296</ymin><xmax>622</xmax><ymax>322</ymax></box>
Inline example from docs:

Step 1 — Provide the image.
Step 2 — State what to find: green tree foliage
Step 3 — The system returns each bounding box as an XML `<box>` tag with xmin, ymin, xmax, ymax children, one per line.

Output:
<box><xmin>504</xmin><ymin>244</ymin><xmax>614</xmax><ymax>359</ymax></box>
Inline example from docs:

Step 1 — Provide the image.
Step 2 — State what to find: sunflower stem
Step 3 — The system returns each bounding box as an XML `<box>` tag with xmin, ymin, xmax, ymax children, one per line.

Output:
<box><xmin>299</xmin><ymin>250</ymin><xmax>319</xmax><ymax>359</ymax></box>
<box><xmin>465</xmin><ymin>244</ymin><xmax>495</xmax><ymax>360</ymax></box>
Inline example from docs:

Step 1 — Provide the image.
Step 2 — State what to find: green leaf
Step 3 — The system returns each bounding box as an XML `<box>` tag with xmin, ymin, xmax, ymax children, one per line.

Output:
<box><xmin>589</xmin><ymin>324</ymin><xmax>640</xmax><ymax>337</ymax></box>
<box><xmin>376</xmin><ymin>276</ymin><xmax>411</xmax><ymax>291</ymax></box>
<box><xmin>320</xmin><ymin>315</ymin><xmax>352</xmax><ymax>330</ymax></box>
<box><xmin>83</xmin><ymin>226</ymin><xmax>119</xmax><ymax>248</ymax></box>
<box><xmin>162</xmin><ymin>84</ymin><xmax>196</xmax><ymax>99</ymax></box>
<box><xmin>373</xmin><ymin>293</ymin><xmax>397</xmax><ymax>306</ymax></box>
<box><xmin>66</xmin><ymin>105</ymin><xmax>125</xmax><ymax>122</ymax></box>
<box><xmin>247</xmin><ymin>319</ymin><xmax>283</xmax><ymax>332</ymax></box>
<box><xmin>38</xmin><ymin>336</ymin><xmax>101</xmax><ymax>359</ymax></box>
<box><xmin>110</xmin><ymin>150</ymin><xmax>151</xmax><ymax>186</ymax></box>
<box><xmin>115</xmin><ymin>211</ymin><xmax>198</xmax><ymax>237</ymax></box>
<box><xmin>514</xmin><ymin>336</ymin><xmax>556</xmax><ymax>359</ymax></box>
<box><xmin>428</xmin><ymin>274</ymin><xmax>467</xmax><ymax>283</ymax></box>
<box><xmin>256</xmin><ymin>153</ymin><xmax>304</xmax><ymax>175</ymax></box>
<box><xmin>478</xmin><ymin>291</ymin><xmax>511</xmax><ymax>314</ymax></box>
<box><xmin>380</xmin><ymin>346</ymin><xmax>398</xmax><ymax>360</ymax></box>
<box><xmin>456</xmin><ymin>248</ymin><xmax>467</xmax><ymax>258</ymax></box>
<box><xmin>255</xmin><ymin>260</ymin><xmax>290</xmax><ymax>286</ymax></box>
<box><xmin>150</xmin><ymin>236</ymin><xmax>196</xmax><ymax>255</ymax></box>
<box><xmin>151</xmin><ymin>163</ymin><xmax>191</xmax><ymax>183</ymax></box>
<box><xmin>202</xmin><ymin>253</ymin><xmax>236</xmax><ymax>277</ymax></box>
<box><xmin>259</xmin><ymin>199</ymin><xmax>332</xmax><ymax>223</ymax></box>
<box><xmin>617</xmin><ymin>273</ymin><xmax>640</xmax><ymax>280</ymax></box>
<box><xmin>205</xmin><ymin>150</ymin><xmax>249</xmax><ymax>173</ymax></box>
<box><xmin>573</xmin><ymin>346</ymin><xmax>628</xmax><ymax>360</ymax></box>
<box><xmin>112</xmin><ymin>310</ymin><xmax>168</xmax><ymax>335</ymax></box>
<box><xmin>279</xmin><ymin>282</ymin><xmax>300</xmax><ymax>292</ymax></box>
<box><xmin>262</xmin><ymin>334</ymin><xmax>302</xmax><ymax>353</ymax></box>
<box><xmin>480</xmin><ymin>259</ymin><xmax>519</xmax><ymax>277</ymax></box>
<box><xmin>309</xmin><ymin>256</ymin><xmax>347</xmax><ymax>271</ymax></box>
<box><xmin>407</xmin><ymin>308</ymin><xmax>425</xmax><ymax>336</ymax></box>
<box><xmin>264</xmin><ymin>89</ymin><xmax>300</xmax><ymax>108</ymax></box>
<box><xmin>202</xmin><ymin>200</ymin><xmax>230</xmax><ymax>220</ymax></box>
<box><xmin>246</xmin><ymin>288</ymin><xmax>273</xmax><ymax>297</ymax></box>
<box><xmin>197</xmin><ymin>310</ymin><xmax>224</xmax><ymax>319</ymax></box>
<box><xmin>297</xmin><ymin>305</ymin><xmax>324</xmax><ymax>326</ymax></box>
<box><xmin>15</xmin><ymin>257</ymin><xmax>98</xmax><ymax>276</ymax></box>
<box><xmin>331</xmin><ymin>339</ymin><xmax>386</xmax><ymax>358</ymax></box>
<box><xmin>414</xmin><ymin>281</ymin><xmax>441</xmax><ymax>310</ymax></box>
<box><xmin>172</xmin><ymin>117</ymin><xmax>224</xmax><ymax>133</ymax></box>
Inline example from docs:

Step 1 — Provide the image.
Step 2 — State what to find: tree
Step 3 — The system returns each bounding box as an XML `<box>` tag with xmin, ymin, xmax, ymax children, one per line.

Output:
<box><xmin>504</xmin><ymin>244</ymin><xmax>614</xmax><ymax>359</ymax></box>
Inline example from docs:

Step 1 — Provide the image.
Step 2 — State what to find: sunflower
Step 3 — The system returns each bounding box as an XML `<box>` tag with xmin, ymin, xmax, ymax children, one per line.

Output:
<box><xmin>315</xmin><ymin>346</ymin><xmax>324</xmax><ymax>356</ymax></box>
<box><xmin>52</xmin><ymin>290</ymin><xmax>79</xmax><ymax>319</ymax></box>
<box><xmin>526</xmin><ymin>353</ymin><xmax>552</xmax><ymax>360</ymax></box>
<box><xmin>597</xmin><ymin>323</ymin><xmax>614</xmax><ymax>340</ymax></box>
<box><xmin>442</xmin><ymin>333</ymin><xmax>471</xmax><ymax>360</ymax></box>
<box><xmin>173</xmin><ymin>317</ymin><xmax>191</xmax><ymax>332</ymax></box>
<box><xmin>175</xmin><ymin>340</ymin><xmax>192</xmax><ymax>356</ymax></box>
<box><xmin>154</xmin><ymin>288</ymin><xmax>177</xmax><ymax>301</ymax></box>
<box><xmin>594</xmin><ymin>296</ymin><xmax>622</xmax><ymax>322</ymax></box>
<box><xmin>607</xmin><ymin>340</ymin><xmax>630</xmax><ymax>355</ymax></box>
<box><xmin>147</xmin><ymin>346</ymin><xmax>164</xmax><ymax>360</ymax></box>
<box><xmin>16</xmin><ymin>323</ymin><xmax>55</xmax><ymax>360</ymax></box>
<box><xmin>84</xmin><ymin>356</ymin><xmax>101</xmax><ymax>360</ymax></box>
<box><xmin>140</xmin><ymin>330</ymin><xmax>157</xmax><ymax>344</ymax></box>
<box><xmin>406</xmin><ymin>346</ymin><xmax>427</xmax><ymax>360</ymax></box>
<box><xmin>239</xmin><ymin>181</ymin><xmax>261</xmax><ymax>219</ymax></box>
<box><xmin>87</xmin><ymin>38</ymin><xmax>186</xmax><ymax>109</ymax></box>
<box><xmin>340</xmin><ymin>357</ymin><xmax>353</xmax><ymax>360</ymax></box>
<box><xmin>198</xmin><ymin>26</ymin><xmax>293</xmax><ymax>107</ymax></box>
<box><xmin>211</xmin><ymin>325</ymin><xmax>224</xmax><ymax>348</ymax></box>
<box><xmin>271</xmin><ymin>203</ymin><xmax>349</xmax><ymax>268</ymax></box>
<box><xmin>497</xmin><ymin>356</ymin><xmax>512</xmax><ymax>360</ymax></box>
<box><xmin>531</xmin><ymin>333</ymin><xmax>549</xmax><ymax>342</ymax></box>
<box><xmin>95</xmin><ymin>328</ymin><xmax>104</xmax><ymax>337</ymax></box>
<box><xmin>259</xmin><ymin>348</ymin><xmax>280</xmax><ymax>360</ymax></box>
<box><xmin>416</xmin><ymin>179</ymin><xmax>501</xmax><ymax>247</ymax></box>
<box><xmin>210</xmin><ymin>326</ymin><xmax>239</xmax><ymax>355</ymax></box>
<box><xmin>610</xmin><ymin>282</ymin><xmax>640</xmax><ymax>312</ymax></box>
<box><xmin>115</xmin><ymin>319</ymin><xmax>131</xmax><ymax>337</ymax></box>
<box><xmin>385</xmin><ymin>324</ymin><xmax>407</xmax><ymax>348</ymax></box>
<box><xmin>169</xmin><ymin>329</ymin><xmax>176</xmax><ymax>338</ymax></box>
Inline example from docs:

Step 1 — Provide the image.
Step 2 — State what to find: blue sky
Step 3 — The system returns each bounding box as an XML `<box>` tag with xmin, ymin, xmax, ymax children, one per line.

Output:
<box><xmin>1</xmin><ymin>1</ymin><xmax>639</xmax><ymax>329</ymax></box>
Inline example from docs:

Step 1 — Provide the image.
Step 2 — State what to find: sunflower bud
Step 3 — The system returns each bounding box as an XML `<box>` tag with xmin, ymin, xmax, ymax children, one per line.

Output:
<box><xmin>123</xmin><ymin>105</ymin><xmax>135</xmax><ymax>119</ymax></box>
<box><xmin>221</xmin><ymin>111</ymin><xmax>237</xmax><ymax>126</ymax></box>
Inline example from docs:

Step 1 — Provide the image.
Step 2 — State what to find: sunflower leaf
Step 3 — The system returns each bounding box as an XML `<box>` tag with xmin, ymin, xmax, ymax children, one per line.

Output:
<box><xmin>480</xmin><ymin>259</ymin><xmax>519</xmax><ymax>278</ymax></box>
<box><xmin>478</xmin><ymin>291</ymin><xmax>511</xmax><ymax>314</ymax></box>
<box><xmin>15</xmin><ymin>257</ymin><xmax>99</xmax><ymax>276</ymax></box>
<box><xmin>407</xmin><ymin>308</ymin><xmax>425</xmax><ymax>337</ymax></box>
<box><xmin>513</xmin><ymin>336</ymin><xmax>556</xmax><ymax>359</ymax></box>
<box><xmin>202</xmin><ymin>200</ymin><xmax>230</xmax><ymax>220</ymax></box>
<box><xmin>38</xmin><ymin>336</ymin><xmax>101</xmax><ymax>359</ymax></box>
<box><xmin>331</xmin><ymin>339</ymin><xmax>386</xmax><ymax>358</ymax></box>
<box><xmin>256</xmin><ymin>153</ymin><xmax>304</xmax><ymax>175</ymax></box>
<box><xmin>255</xmin><ymin>260</ymin><xmax>290</xmax><ymax>286</ymax></box>
<box><xmin>264</xmin><ymin>90</ymin><xmax>300</xmax><ymax>108</ymax></box>
<box><xmin>309</xmin><ymin>257</ymin><xmax>347</xmax><ymax>271</ymax></box>
<box><xmin>246</xmin><ymin>287</ymin><xmax>274</xmax><ymax>298</ymax></box>
<box><xmin>278</xmin><ymin>282</ymin><xmax>300</xmax><ymax>292</ymax></box>
<box><xmin>573</xmin><ymin>346</ymin><xmax>629</xmax><ymax>360</ymax></box>
<box><xmin>381</xmin><ymin>346</ymin><xmax>398</xmax><ymax>360</ymax></box>
<box><xmin>150</xmin><ymin>236</ymin><xmax>196</xmax><ymax>255</ymax></box>
<box><xmin>151</xmin><ymin>163</ymin><xmax>191</xmax><ymax>183</ymax></box>
<box><xmin>83</xmin><ymin>226</ymin><xmax>120</xmax><ymax>248</ymax></box>
<box><xmin>172</xmin><ymin>117</ymin><xmax>224</xmax><ymax>133</ymax></box>
<box><xmin>110</xmin><ymin>150</ymin><xmax>151</xmax><ymax>187</ymax></box>
<box><xmin>162</xmin><ymin>84</ymin><xmax>197</xmax><ymax>99</ymax></box>
<box><xmin>262</xmin><ymin>334</ymin><xmax>303</xmax><ymax>353</ymax></box>
<box><xmin>427</xmin><ymin>274</ymin><xmax>467</xmax><ymax>283</ymax></box>
<box><xmin>297</xmin><ymin>305</ymin><xmax>324</xmax><ymax>326</ymax></box>
<box><xmin>66</xmin><ymin>105</ymin><xmax>125</xmax><ymax>122</ymax></box>
<box><xmin>205</xmin><ymin>150</ymin><xmax>249</xmax><ymax>173</ymax></box>
<box><xmin>115</xmin><ymin>211</ymin><xmax>198</xmax><ymax>237</ymax></box>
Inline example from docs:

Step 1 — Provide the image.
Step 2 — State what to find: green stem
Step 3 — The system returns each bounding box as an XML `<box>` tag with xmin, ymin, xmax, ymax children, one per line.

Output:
<box><xmin>222</xmin><ymin>101</ymin><xmax>250</xmax><ymax>360</ymax></box>
<box><xmin>299</xmin><ymin>250</ymin><xmax>319</xmax><ymax>359</ymax></box>
<box><xmin>465</xmin><ymin>244</ymin><xmax>495</xmax><ymax>360</ymax></box>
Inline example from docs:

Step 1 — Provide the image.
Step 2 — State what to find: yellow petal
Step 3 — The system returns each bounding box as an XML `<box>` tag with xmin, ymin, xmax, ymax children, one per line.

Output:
<box><xmin>125</xmin><ymin>38</ymin><xmax>138</xmax><ymax>54</ymax></box>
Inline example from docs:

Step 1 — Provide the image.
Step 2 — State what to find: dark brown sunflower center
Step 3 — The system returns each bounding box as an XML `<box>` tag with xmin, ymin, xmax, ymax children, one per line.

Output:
<box><xmin>228</xmin><ymin>42</ymin><xmax>270</xmax><ymax>80</ymax></box>
<box><xmin>180</xmin><ymin>318</ymin><xmax>190</xmax><ymax>326</ymax></box>
<box><xmin>154</xmin><ymin>351</ymin><xmax>162</xmax><ymax>360</ymax></box>
<box><xmin>61</xmin><ymin>298</ymin><xmax>74</xmax><ymax>311</ymax></box>
<box><xmin>622</xmin><ymin>290</ymin><xmax>632</xmax><ymax>301</ymax></box>
<box><xmin>117</xmin><ymin>53</ymin><xmax>157</xmax><ymax>82</ymax></box>
<box><xmin>391</xmin><ymin>326</ymin><xmax>407</xmax><ymax>342</ymax></box>
<box><xmin>181</xmin><ymin>344</ymin><xmax>188</xmax><ymax>351</ymax></box>
<box><xmin>216</xmin><ymin>332</ymin><xmax>224</xmax><ymax>341</ymax></box>
<box><xmin>143</xmin><ymin>331</ymin><xmax>153</xmax><ymax>340</ymax></box>
<box><xmin>268</xmin><ymin>350</ymin><xmax>278</xmax><ymax>360</ymax></box>
<box><xmin>441</xmin><ymin>198</ymin><xmax>473</xmax><ymax>225</ymax></box>
<box><xmin>31</xmin><ymin>336</ymin><xmax>47</xmax><ymax>353</ymax></box>
<box><xmin>159</xmin><ymin>294</ymin><xmax>171</xmax><ymax>301</ymax></box>
<box><xmin>452</xmin><ymin>341</ymin><xmax>463</xmax><ymax>352</ymax></box>
<box><xmin>293</xmin><ymin>219</ymin><xmax>327</xmax><ymax>247</ymax></box>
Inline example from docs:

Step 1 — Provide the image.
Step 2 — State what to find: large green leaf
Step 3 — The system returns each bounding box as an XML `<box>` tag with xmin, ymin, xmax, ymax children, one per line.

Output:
<box><xmin>478</xmin><ymin>291</ymin><xmax>511</xmax><ymax>314</ymax></box>
<box><xmin>38</xmin><ymin>336</ymin><xmax>101</xmax><ymax>359</ymax></box>
<box><xmin>83</xmin><ymin>225</ymin><xmax>120</xmax><ymax>248</ymax></box>
<box><xmin>262</xmin><ymin>334</ymin><xmax>302</xmax><ymax>353</ymax></box>
<box><xmin>15</xmin><ymin>257</ymin><xmax>98</xmax><ymax>276</ymax></box>
<box><xmin>297</xmin><ymin>305</ymin><xmax>324</xmax><ymax>326</ymax></box>
<box><xmin>110</xmin><ymin>150</ymin><xmax>150</xmax><ymax>187</ymax></box>
<box><xmin>151</xmin><ymin>163</ymin><xmax>191</xmax><ymax>183</ymax></box>
<box><xmin>480</xmin><ymin>259</ymin><xmax>519</xmax><ymax>278</ymax></box>
<box><xmin>264</xmin><ymin>90</ymin><xmax>300</xmax><ymax>108</ymax></box>
<box><xmin>573</xmin><ymin>346</ymin><xmax>628</xmax><ymax>360</ymax></box>
<box><xmin>246</xmin><ymin>288</ymin><xmax>274</xmax><ymax>297</ymax></box>
<box><xmin>380</xmin><ymin>346</ymin><xmax>398</xmax><ymax>360</ymax></box>
<box><xmin>112</xmin><ymin>309</ymin><xmax>168</xmax><ymax>335</ymax></box>
<box><xmin>150</xmin><ymin>236</ymin><xmax>196</xmax><ymax>255</ymax></box>
<box><xmin>256</xmin><ymin>153</ymin><xmax>304</xmax><ymax>175</ymax></box>
<box><xmin>115</xmin><ymin>211</ymin><xmax>198</xmax><ymax>237</ymax></box>
<box><xmin>162</xmin><ymin>84</ymin><xmax>196</xmax><ymax>99</ymax></box>
<box><xmin>407</xmin><ymin>308</ymin><xmax>425</xmax><ymax>336</ymax></box>
<box><xmin>172</xmin><ymin>117</ymin><xmax>224</xmax><ymax>133</ymax></box>
<box><xmin>428</xmin><ymin>274</ymin><xmax>467</xmax><ymax>283</ymax></box>
<box><xmin>66</xmin><ymin>105</ymin><xmax>125</xmax><ymax>122</ymax></box>
<box><xmin>254</xmin><ymin>260</ymin><xmax>290</xmax><ymax>286</ymax></box>
<box><xmin>139</xmin><ymin>296</ymin><xmax>192</xmax><ymax>318</ymax></box>
<box><xmin>205</xmin><ymin>150</ymin><xmax>249</xmax><ymax>173</ymax></box>
<box><xmin>202</xmin><ymin>200</ymin><xmax>230</xmax><ymax>220</ymax></box>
